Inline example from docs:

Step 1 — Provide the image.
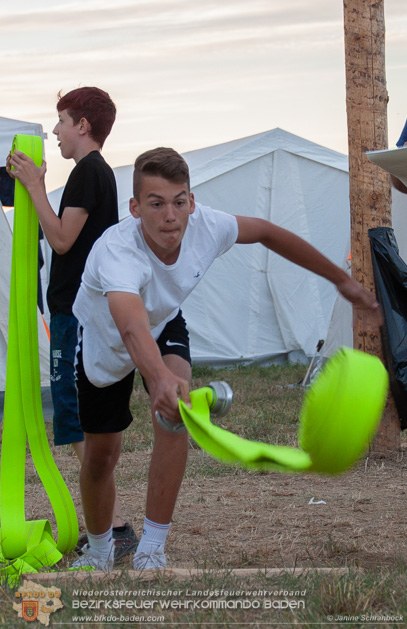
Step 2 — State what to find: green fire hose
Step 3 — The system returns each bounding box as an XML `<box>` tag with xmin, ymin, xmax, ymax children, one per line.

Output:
<box><xmin>0</xmin><ymin>135</ymin><xmax>78</xmax><ymax>586</ymax></box>
<box><xmin>179</xmin><ymin>347</ymin><xmax>389</xmax><ymax>475</ymax></box>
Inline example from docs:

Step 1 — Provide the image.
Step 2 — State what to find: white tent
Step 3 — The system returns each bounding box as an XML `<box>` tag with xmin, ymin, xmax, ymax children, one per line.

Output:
<box><xmin>184</xmin><ymin>129</ymin><xmax>352</xmax><ymax>364</ymax></box>
<box><xmin>0</xmin><ymin>116</ymin><xmax>46</xmax><ymax>166</ymax></box>
<box><xmin>0</xmin><ymin>116</ymin><xmax>49</xmax><ymax>392</ymax></box>
<box><xmin>47</xmin><ymin>128</ymin><xmax>407</xmax><ymax>366</ymax></box>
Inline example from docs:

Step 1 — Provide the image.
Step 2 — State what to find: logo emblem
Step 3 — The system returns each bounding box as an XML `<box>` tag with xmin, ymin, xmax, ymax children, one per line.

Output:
<box><xmin>165</xmin><ymin>340</ymin><xmax>186</xmax><ymax>348</ymax></box>
<box><xmin>22</xmin><ymin>601</ymin><xmax>39</xmax><ymax>622</ymax></box>
<box><xmin>13</xmin><ymin>580</ymin><xmax>64</xmax><ymax>625</ymax></box>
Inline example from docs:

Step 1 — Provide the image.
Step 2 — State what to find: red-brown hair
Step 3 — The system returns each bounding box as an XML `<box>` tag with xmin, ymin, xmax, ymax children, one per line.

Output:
<box><xmin>57</xmin><ymin>87</ymin><xmax>116</xmax><ymax>147</ymax></box>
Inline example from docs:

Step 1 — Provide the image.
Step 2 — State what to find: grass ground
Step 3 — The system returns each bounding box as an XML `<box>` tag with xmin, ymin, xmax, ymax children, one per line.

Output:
<box><xmin>1</xmin><ymin>363</ymin><xmax>407</xmax><ymax>628</ymax></box>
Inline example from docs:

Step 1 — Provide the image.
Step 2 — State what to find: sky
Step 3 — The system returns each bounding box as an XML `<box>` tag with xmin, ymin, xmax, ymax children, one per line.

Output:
<box><xmin>1</xmin><ymin>0</ymin><xmax>406</xmax><ymax>191</ymax></box>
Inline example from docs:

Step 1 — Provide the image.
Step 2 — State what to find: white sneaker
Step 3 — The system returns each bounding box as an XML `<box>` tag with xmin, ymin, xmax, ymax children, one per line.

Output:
<box><xmin>133</xmin><ymin>544</ymin><xmax>167</xmax><ymax>570</ymax></box>
<box><xmin>71</xmin><ymin>543</ymin><xmax>114</xmax><ymax>571</ymax></box>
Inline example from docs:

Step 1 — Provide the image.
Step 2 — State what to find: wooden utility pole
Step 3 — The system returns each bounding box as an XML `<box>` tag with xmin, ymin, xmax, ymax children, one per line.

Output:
<box><xmin>343</xmin><ymin>0</ymin><xmax>400</xmax><ymax>450</ymax></box>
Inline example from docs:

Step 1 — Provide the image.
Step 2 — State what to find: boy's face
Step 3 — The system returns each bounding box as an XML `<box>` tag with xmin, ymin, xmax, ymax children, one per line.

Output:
<box><xmin>129</xmin><ymin>175</ymin><xmax>195</xmax><ymax>264</ymax></box>
<box><xmin>53</xmin><ymin>109</ymin><xmax>80</xmax><ymax>160</ymax></box>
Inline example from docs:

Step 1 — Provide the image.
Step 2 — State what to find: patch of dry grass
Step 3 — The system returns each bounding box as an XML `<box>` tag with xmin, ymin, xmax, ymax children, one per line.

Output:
<box><xmin>2</xmin><ymin>362</ymin><xmax>407</xmax><ymax>628</ymax></box>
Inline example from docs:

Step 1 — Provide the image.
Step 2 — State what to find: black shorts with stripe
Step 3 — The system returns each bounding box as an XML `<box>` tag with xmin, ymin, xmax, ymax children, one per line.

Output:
<box><xmin>76</xmin><ymin>310</ymin><xmax>191</xmax><ymax>434</ymax></box>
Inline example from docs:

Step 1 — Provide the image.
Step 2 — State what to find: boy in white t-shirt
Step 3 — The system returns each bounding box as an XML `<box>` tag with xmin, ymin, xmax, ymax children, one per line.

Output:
<box><xmin>72</xmin><ymin>147</ymin><xmax>383</xmax><ymax>571</ymax></box>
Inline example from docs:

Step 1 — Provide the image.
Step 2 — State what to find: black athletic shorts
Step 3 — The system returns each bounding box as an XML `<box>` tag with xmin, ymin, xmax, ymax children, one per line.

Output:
<box><xmin>76</xmin><ymin>310</ymin><xmax>191</xmax><ymax>434</ymax></box>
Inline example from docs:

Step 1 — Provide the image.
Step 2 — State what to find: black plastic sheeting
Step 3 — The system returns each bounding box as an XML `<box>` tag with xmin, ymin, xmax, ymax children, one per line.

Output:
<box><xmin>0</xmin><ymin>167</ymin><xmax>15</xmax><ymax>206</ymax></box>
<box><xmin>369</xmin><ymin>227</ymin><xmax>407</xmax><ymax>429</ymax></box>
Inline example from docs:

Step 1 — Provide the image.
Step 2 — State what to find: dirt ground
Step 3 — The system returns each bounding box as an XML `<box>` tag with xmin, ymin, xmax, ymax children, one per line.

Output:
<box><xmin>25</xmin><ymin>444</ymin><xmax>407</xmax><ymax>572</ymax></box>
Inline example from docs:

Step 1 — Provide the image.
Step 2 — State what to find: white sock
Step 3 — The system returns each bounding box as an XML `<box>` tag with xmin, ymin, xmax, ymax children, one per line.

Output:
<box><xmin>87</xmin><ymin>526</ymin><xmax>114</xmax><ymax>557</ymax></box>
<box><xmin>136</xmin><ymin>518</ymin><xmax>170</xmax><ymax>553</ymax></box>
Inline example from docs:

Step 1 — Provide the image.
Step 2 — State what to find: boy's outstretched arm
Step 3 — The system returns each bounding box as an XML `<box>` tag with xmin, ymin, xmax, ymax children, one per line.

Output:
<box><xmin>235</xmin><ymin>216</ymin><xmax>383</xmax><ymax>328</ymax></box>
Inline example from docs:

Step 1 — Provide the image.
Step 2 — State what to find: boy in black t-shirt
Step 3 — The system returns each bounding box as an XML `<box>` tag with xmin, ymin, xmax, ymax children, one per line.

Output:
<box><xmin>7</xmin><ymin>86</ymin><xmax>138</xmax><ymax>561</ymax></box>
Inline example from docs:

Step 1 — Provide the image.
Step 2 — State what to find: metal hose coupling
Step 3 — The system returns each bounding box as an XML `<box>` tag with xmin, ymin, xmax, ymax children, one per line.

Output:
<box><xmin>155</xmin><ymin>380</ymin><xmax>233</xmax><ymax>434</ymax></box>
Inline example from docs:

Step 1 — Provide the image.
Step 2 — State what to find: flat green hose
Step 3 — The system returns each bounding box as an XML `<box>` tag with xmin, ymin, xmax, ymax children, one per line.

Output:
<box><xmin>0</xmin><ymin>135</ymin><xmax>78</xmax><ymax>586</ymax></box>
<box><xmin>179</xmin><ymin>347</ymin><xmax>388</xmax><ymax>474</ymax></box>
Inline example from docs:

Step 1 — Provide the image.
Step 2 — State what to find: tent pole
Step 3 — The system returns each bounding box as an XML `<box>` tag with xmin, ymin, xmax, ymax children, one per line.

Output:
<box><xmin>343</xmin><ymin>0</ymin><xmax>400</xmax><ymax>450</ymax></box>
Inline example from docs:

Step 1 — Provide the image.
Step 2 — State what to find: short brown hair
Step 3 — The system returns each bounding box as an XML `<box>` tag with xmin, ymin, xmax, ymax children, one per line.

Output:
<box><xmin>57</xmin><ymin>87</ymin><xmax>116</xmax><ymax>147</ymax></box>
<box><xmin>133</xmin><ymin>147</ymin><xmax>190</xmax><ymax>200</ymax></box>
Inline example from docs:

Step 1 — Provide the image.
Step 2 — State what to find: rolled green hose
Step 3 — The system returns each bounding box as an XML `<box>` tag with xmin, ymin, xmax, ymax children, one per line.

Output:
<box><xmin>179</xmin><ymin>347</ymin><xmax>388</xmax><ymax>475</ymax></box>
<box><xmin>0</xmin><ymin>135</ymin><xmax>78</xmax><ymax>585</ymax></box>
<box><xmin>298</xmin><ymin>347</ymin><xmax>389</xmax><ymax>473</ymax></box>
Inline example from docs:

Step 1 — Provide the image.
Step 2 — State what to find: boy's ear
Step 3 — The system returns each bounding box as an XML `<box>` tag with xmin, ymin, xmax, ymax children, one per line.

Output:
<box><xmin>129</xmin><ymin>197</ymin><xmax>140</xmax><ymax>218</ymax></box>
<box><xmin>78</xmin><ymin>117</ymin><xmax>91</xmax><ymax>136</ymax></box>
<box><xmin>189</xmin><ymin>192</ymin><xmax>195</xmax><ymax>214</ymax></box>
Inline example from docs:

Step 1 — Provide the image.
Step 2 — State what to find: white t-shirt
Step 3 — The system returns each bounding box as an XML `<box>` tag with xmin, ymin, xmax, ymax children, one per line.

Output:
<box><xmin>73</xmin><ymin>202</ymin><xmax>238</xmax><ymax>386</ymax></box>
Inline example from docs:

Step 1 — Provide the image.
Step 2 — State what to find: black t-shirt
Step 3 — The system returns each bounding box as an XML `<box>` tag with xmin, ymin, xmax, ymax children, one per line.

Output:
<box><xmin>47</xmin><ymin>151</ymin><xmax>118</xmax><ymax>316</ymax></box>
